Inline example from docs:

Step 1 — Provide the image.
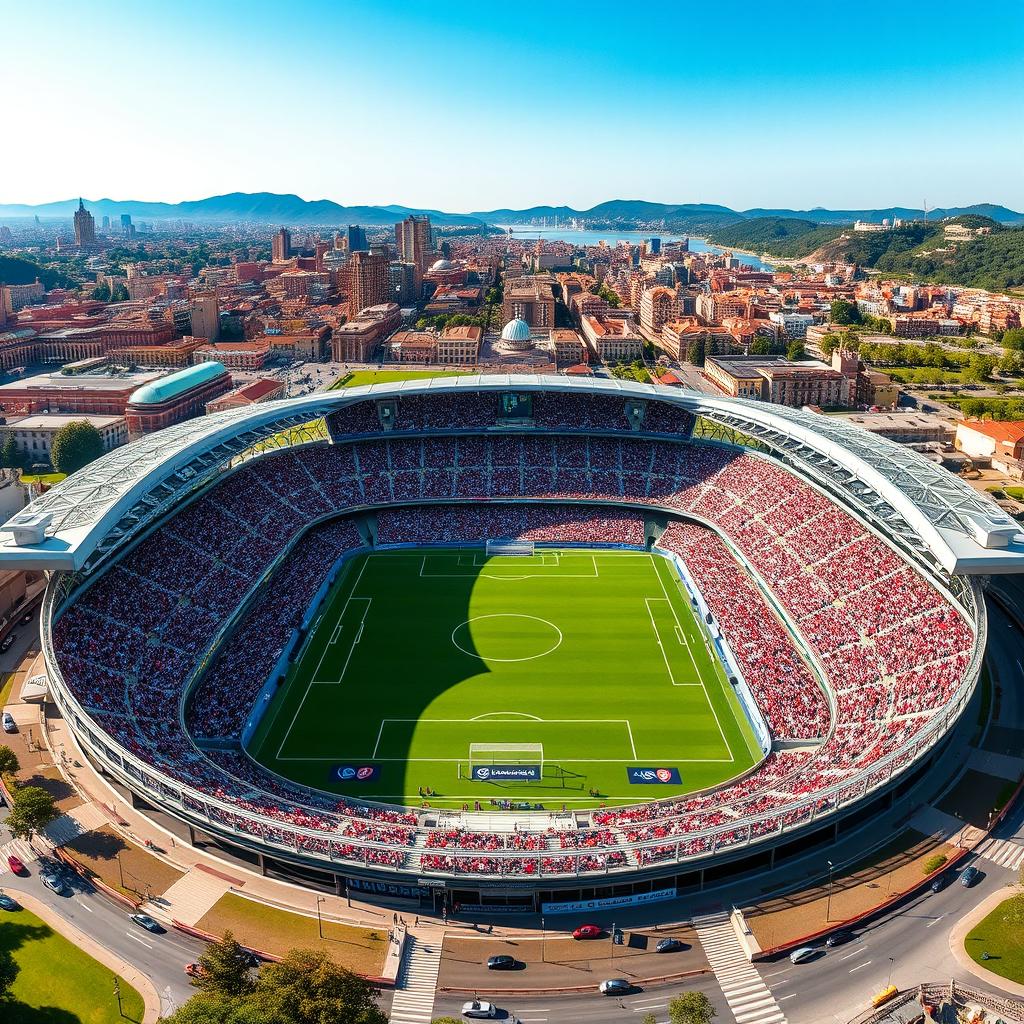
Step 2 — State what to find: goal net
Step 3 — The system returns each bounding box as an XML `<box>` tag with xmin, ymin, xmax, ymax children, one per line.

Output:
<box><xmin>485</xmin><ymin>539</ymin><xmax>535</xmax><ymax>557</ymax></box>
<box><xmin>463</xmin><ymin>742</ymin><xmax>545</xmax><ymax>781</ymax></box>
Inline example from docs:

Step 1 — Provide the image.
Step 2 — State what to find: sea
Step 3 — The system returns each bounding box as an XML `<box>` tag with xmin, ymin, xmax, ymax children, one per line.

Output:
<box><xmin>497</xmin><ymin>225</ymin><xmax>774</xmax><ymax>271</ymax></box>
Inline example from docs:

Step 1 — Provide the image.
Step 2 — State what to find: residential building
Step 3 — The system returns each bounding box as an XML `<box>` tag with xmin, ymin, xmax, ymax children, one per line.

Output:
<box><xmin>330</xmin><ymin>302</ymin><xmax>401</xmax><ymax>362</ymax></box>
<box><xmin>205</xmin><ymin>377</ymin><xmax>286</xmax><ymax>414</ymax></box>
<box><xmin>395</xmin><ymin>214</ymin><xmax>432</xmax><ymax>272</ymax></box>
<box><xmin>639</xmin><ymin>286</ymin><xmax>679</xmax><ymax>337</ymax></box>
<box><xmin>347</xmin><ymin>225</ymin><xmax>368</xmax><ymax>253</ymax></box>
<box><xmin>705</xmin><ymin>355</ymin><xmax>850</xmax><ymax>407</ymax></box>
<box><xmin>502</xmin><ymin>276</ymin><xmax>555</xmax><ymax>329</ymax></box>
<box><xmin>437</xmin><ymin>325</ymin><xmax>482</xmax><ymax>365</ymax></box>
<box><xmin>4</xmin><ymin>413</ymin><xmax>128</xmax><ymax>461</ymax></box>
<box><xmin>189</xmin><ymin>292</ymin><xmax>220</xmax><ymax>341</ymax></box>
<box><xmin>580</xmin><ymin>315</ymin><xmax>643</xmax><ymax>362</ymax></box>
<box><xmin>769</xmin><ymin>311</ymin><xmax>815</xmax><ymax>340</ymax></box>
<box><xmin>386</xmin><ymin>330</ymin><xmax>437</xmax><ymax>363</ymax></box>
<box><xmin>696</xmin><ymin>292</ymin><xmax>747</xmax><ymax>325</ymax></box>
<box><xmin>272</xmin><ymin>227</ymin><xmax>292</xmax><ymax>263</ymax></box>
<box><xmin>955</xmin><ymin>419</ymin><xmax>1024</xmax><ymax>477</ymax></box>
<box><xmin>550</xmin><ymin>328</ymin><xmax>588</xmax><ymax>366</ymax></box>
<box><xmin>342</xmin><ymin>250</ymin><xmax>390</xmax><ymax>315</ymax></box>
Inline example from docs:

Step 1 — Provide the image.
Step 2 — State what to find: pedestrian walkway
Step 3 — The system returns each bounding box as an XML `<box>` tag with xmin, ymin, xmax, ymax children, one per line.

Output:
<box><xmin>389</xmin><ymin>936</ymin><xmax>442</xmax><ymax>1024</ymax></box>
<box><xmin>976</xmin><ymin>835</ymin><xmax>1024</xmax><ymax>873</ymax></box>
<box><xmin>44</xmin><ymin>813</ymin><xmax>86</xmax><ymax>847</ymax></box>
<box><xmin>694</xmin><ymin>910</ymin><xmax>786</xmax><ymax>1024</ymax></box>
<box><xmin>0</xmin><ymin>837</ymin><xmax>35</xmax><ymax>875</ymax></box>
<box><xmin>144</xmin><ymin>866</ymin><xmax>230</xmax><ymax>926</ymax></box>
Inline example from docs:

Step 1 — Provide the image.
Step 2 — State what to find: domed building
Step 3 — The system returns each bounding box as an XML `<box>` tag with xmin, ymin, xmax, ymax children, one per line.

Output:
<box><xmin>499</xmin><ymin>317</ymin><xmax>533</xmax><ymax>351</ymax></box>
<box><xmin>429</xmin><ymin>258</ymin><xmax>454</xmax><ymax>273</ymax></box>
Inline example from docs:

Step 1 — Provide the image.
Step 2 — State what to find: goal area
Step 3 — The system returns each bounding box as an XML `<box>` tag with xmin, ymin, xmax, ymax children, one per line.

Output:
<box><xmin>461</xmin><ymin>742</ymin><xmax>545</xmax><ymax>781</ymax></box>
<box><xmin>485</xmin><ymin>539</ymin><xmax>535</xmax><ymax>557</ymax></box>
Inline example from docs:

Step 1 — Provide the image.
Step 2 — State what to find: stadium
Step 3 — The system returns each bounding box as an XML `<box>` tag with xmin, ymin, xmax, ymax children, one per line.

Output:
<box><xmin>3</xmin><ymin>375</ymin><xmax>1022</xmax><ymax>912</ymax></box>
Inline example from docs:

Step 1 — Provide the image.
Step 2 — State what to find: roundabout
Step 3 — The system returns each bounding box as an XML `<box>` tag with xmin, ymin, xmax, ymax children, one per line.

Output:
<box><xmin>451</xmin><ymin>613</ymin><xmax>564</xmax><ymax>663</ymax></box>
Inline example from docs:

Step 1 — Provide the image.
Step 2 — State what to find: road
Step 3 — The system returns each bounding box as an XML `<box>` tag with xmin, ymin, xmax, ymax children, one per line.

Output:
<box><xmin>0</xmin><ymin>813</ymin><xmax>203</xmax><ymax>1017</ymax></box>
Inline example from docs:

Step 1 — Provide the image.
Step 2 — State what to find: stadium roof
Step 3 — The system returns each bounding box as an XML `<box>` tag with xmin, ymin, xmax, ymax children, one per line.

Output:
<box><xmin>1</xmin><ymin>374</ymin><xmax>1021</xmax><ymax>574</ymax></box>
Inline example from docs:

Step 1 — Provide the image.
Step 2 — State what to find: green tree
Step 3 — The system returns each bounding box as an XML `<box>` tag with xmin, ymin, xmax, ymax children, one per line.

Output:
<box><xmin>7</xmin><ymin>785</ymin><xmax>59</xmax><ymax>841</ymax></box>
<box><xmin>0</xmin><ymin>745</ymin><xmax>19</xmax><ymax>776</ymax></box>
<box><xmin>686</xmin><ymin>337</ymin><xmax>706</xmax><ymax>367</ymax></box>
<box><xmin>0</xmin><ymin>436</ymin><xmax>19</xmax><ymax>470</ymax></box>
<box><xmin>830</xmin><ymin>299</ymin><xmax>861</xmax><ymax>326</ymax></box>
<box><xmin>50</xmin><ymin>420</ymin><xmax>105</xmax><ymax>475</ymax></box>
<box><xmin>668</xmin><ymin>991</ymin><xmax>717</xmax><ymax>1024</ymax></box>
<box><xmin>641</xmin><ymin>1015</ymin><xmax>658</xmax><ymax>1024</ymax></box>
<box><xmin>111</xmin><ymin>283</ymin><xmax>129</xmax><ymax>302</ymax></box>
<box><xmin>90</xmin><ymin>283</ymin><xmax>111</xmax><ymax>302</ymax></box>
<box><xmin>786</xmin><ymin>340</ymin><xmax>806</xmax><ymax>361</ymax></box>
<box><xmin>191</xmin><ymin>931</ymin><xmax>256</xmax><ymax>997</ymax></box>
<box><xmin>750</xmin><ymin>337</ymin><xmax>772</xmax><ymax>356</ymax></box>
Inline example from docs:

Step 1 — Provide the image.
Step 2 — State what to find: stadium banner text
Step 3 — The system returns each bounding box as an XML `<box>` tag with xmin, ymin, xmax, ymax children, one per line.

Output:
<box><xmin>627</xmin><ymin>766</ymin><xmax>682</xmax><ymax>784</ymax></box>
<box><xmin>471</xmin><ymin>764</ymin><xmax>541</xmax><ymax>782</ymax></box>
<box><xmin>542</xmin><ymin>887</ymin><xmax>677</xmax><ymax>914</ymax></box>
<box><xmin>331</xmin><ymin>764</ymin><xmax>379</xmax><ymax>782</ymax></box>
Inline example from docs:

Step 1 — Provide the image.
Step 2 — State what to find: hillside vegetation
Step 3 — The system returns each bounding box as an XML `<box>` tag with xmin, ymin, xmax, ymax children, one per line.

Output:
<box><xmin>0</xmin><ymin>254</ymin><xmax>75</xmax><ymax>289</ymax></box>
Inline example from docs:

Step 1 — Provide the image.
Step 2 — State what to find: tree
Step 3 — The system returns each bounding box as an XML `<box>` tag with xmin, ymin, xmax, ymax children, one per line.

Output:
<box><xmin>0</xmin><ymin>436</ymin><xmax>19</xmax><ymax>470</ymax></box>
<box><xmin>668</xmin><ymin>991</ymin><xmax>717</xmax><ymax>1024</ymax></box>
<box><xmin>0</xmin><ymin>744</ymin><xmax>19</xmax><ymax>776</ymax></box>
<box><xmin>110</xmin><ymin>283</ymin><xmax>129</xmax><ymax>302</ymax></box>
<box><xmin>90</xmin><ymin>283</ymin><xmax>111</xmax><ymax>302</ymax></box>
<box><xmin>191</xmin><ymin>931</ymin><xmax>256</xmax><ymax>997</ymax></box>
<box><xmin>686</xmin><ymin>337</ymin><xmax>706</xmax><ymax>367</ymax></box>
<box><xmin>786</xmin><ymin>340</ymin><xmax>806</xmax><ymax>361</ymax></box>
<box><xmin>50</xmin><ymin>420</ymin><xmax>105</xmax><ymax>475</ymax></box>
<box><xmin>830</xmin><ymin>299</ymin><xmax>861</xmax><ymax>326</ymax></box>
<box><xmin>641</xmin><ymin>1015</ymin><xmax>658</xmax><ymax>1024</ymax></box>
<box><xmin>7</xmin><ymin>785</ymin><xmax>59</xmax><ymax>841</ymax></box>
<box><xmin>750</xmin><ymin>337</ymin><xmax>772</xmax><ymax>356</ymax></box>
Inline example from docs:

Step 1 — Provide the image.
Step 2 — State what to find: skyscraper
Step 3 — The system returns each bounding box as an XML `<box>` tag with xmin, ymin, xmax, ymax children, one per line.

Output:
<box><xmin>73</xmin><ymin>199</ymin><xmax>96</xmax><ymax>247</ymax></box>
<box><xmin>121</xmin><ymin>213</ymin><xmax>133</xmax><ymax>237</ymax></box>
<box><xmin>347</xmin><ymin>225</ymin><xmax>368</xmax><ymax>253</ymax></box>
<box><xmin>272</xmin><ymin>227</ymin><xmax>292</xmax><ymax>262</ymax></box>
<box><xmin>395</xmin><ymin>215</ymin><xmax>432</xmax><ymax>272</ymax></box>
<box><xmin>189</xmin><ymin>292</ymin><xmax>220</xmax><ymax>341</ymax></box>
<box><xmin>343</xmin><ymin>250</ymin><xmax>389</xmax><ymax>315</ymax></box>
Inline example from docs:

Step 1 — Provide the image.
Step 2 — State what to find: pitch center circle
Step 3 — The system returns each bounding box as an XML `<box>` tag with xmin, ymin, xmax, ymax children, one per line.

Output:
<box><xmin>451</xmin><ymin>614</ymin><xmax>563</xmax><ymax>663</ymax></box>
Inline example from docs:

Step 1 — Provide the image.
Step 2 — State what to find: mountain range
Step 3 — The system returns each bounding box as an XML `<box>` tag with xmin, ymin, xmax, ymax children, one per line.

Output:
<box><xmin>0</xmin><ymin>193</ymin><xmax>1021</xmax><ymax>230</ymax></box>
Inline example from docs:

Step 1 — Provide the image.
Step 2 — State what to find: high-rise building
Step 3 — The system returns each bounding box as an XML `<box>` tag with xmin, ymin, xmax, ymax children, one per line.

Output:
<box><xmin>347</xmin><ymin>225</ymin><xmax>368</xmax><ymax>253</ymax></box>
<box><xmin>73</xmin><ymin>199</ymin><xmax>96</xmax><ymax>248</ymax></box>
<box><xmin>389</xmin><ymin>261</ymin><xmax>418</xmax><ymax>304</ymax></box>
<box><xmin>395</xmin><ymin>214</ymin><xmax>432</xmax><ymax>272</ymax></box>
<box><xmin>343</xmin><ymin>250</ymin><xmax>390</xmax><ymax>315</ymax></box>
<box><xmin>101</xmin><ymin>215</ymin><xmax>110</xmax><ymax>231</ymax></box>
<box><xmin>648</xmin><ymin>237</ymin><xmax>661</xmax><ymax>256</ymax></box>
<box><xmin>120</xmin><ymin>213</ymin><xmax>133</xmax><ymax>237</ymax></box>
<box><xmin>189</xmin><ymin>292</ymin><xmax>220</xmax><ymax>341</ymax></box>
<box><xmin>272</xmin><ymin>227</ymin><xmax>292</xmax><ymax>263</ymax></box>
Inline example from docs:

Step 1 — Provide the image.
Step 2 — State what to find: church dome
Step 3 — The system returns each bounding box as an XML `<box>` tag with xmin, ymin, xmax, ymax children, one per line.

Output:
<box><xmin>500</xmin><ymin>317</ymin><xmax>531</xmax><ymax>344</ymax></box>
<box><xmin>429</xmin><ymin>258</ymin><xmax>454</xmax><ymax>272</ymax></box>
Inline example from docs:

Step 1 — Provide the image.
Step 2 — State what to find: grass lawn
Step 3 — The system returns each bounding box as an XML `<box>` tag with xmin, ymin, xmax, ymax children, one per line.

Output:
<box><xmin>331</xmin><ymin>369</ymin><xmax>469</xmax><ymax>389</ymax></box>
<box><xmin>196</xmin><ymin>893</ymin><xmax>387</xmax><ymax>974</ymax></box>
<box><xmin>18</xmin><ymin>472</ymin><xmax>66</xmax><ymax>486</ymax></box>
<box><xmin>965</xmin><ymin>895</ymin><xmax>1024</xmax><ymax>982</ymax></box>
<box><xmin>250</xmin><ymin>548</ymin><xmax>760</xmax><ymax>809</ymax></box>
<box><xmin>1</xmin><ymin>906</ymin><xmax>145</xmax><ymax>1024</ymax></box>
<box><xmin>64</xmin><ymin>825</ymin><xmax>184</xmax><ymax>900</ymax></box>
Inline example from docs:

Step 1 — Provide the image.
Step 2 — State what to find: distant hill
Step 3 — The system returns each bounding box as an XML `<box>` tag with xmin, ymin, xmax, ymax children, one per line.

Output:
<box><xmin>708</xmin><ymin>218</ymin><xmax>844</xmax><ymax>258</ymax></box>
<box><xmin>741</xmin><ymin>204</ymin><xmax>1024</xmax><ymax>225</ymax></box>
<box><xmin>0</xmin><ymin>192</ymin><xmax>485</xmax><ymax>227</ymax></box>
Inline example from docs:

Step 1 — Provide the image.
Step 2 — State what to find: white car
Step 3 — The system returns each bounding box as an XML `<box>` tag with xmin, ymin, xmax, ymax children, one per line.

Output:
<box><xmin>789</xmin><ymin>946</ymin><xmax>818</xmax><ymax>964</ymax></box>
<box><xmin>461</xmin><ymin>1001</ymin><xmax>497</xmax><ymax>1019</ymax></box>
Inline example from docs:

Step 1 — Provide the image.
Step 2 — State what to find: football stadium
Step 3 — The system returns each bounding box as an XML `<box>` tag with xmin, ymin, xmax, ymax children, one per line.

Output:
<box><xmin>3</xmin><ymin>376</ymin><xmax>1021</xmax><ymax>909</ymax></box>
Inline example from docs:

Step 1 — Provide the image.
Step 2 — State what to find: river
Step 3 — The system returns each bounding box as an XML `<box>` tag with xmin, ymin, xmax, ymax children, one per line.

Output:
<box><xmin>496</xmin><ymin>224</ymin><xmax>774</xmax><ymax>271</ymax></box>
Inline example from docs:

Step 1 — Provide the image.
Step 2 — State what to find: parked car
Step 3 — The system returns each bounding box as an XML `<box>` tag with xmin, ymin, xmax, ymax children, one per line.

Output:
<box><xmin>461</xmin><ymin>1000</ymin><xmax>497</xmax><ymax>1018</ymax></box>
<box><xmin>40</xmin><ymin>871</ymin><xmax>69</xmax><ymax>896</ymax></box>
<box><xmin>572</xmin><ymin>924</ymin><xmax>603</xmax><ymax>940</ymax></box>
<box><xmin>656</xmin><ymin>937</ymin><xmax>687</xmax><ymax>953</ymax></box>
<box><xmin>930</xmin><ymin>872</ymin><xmax>952</xmax><ymax>893</ymax></box>
<box><xmin>825</xmin><ymin>930</ymin><xmax>853</xmax><ymax>948</ymax></box>
<box><xmin>6</xmin><ymin>855</ymin><xmax>26</xmax><ymax>876</ymax></box>
<box><xmin>486</xmin><ymin>955</ymin><xmax>516</xmax><ymax>970</ymax></box>
<box><xmin>0</xmin><ymin>635</ymin><xmax>16</xmax><ymax>653</ymax></box>
<box><xmin>599</xmin><ymin>979</ymin><xmax>632</xmax><ymax>995</ymax></box>
<box><xmin>789</xmin><ymin>946</ymin><xmax>818</xmax><ymax>964</ymax></box>
<box><xmin>1</xmin><ymin>712</ymin><xmax>15</xmax><ymax>733</ymax></box>
<box><xmin>0</xmin><ymin>892</ymin><xmax>20</xmax><ymax>911</ymax></box>
<box><xmin>129</xmin><ymin>913</ymin><xmax>164</xmax><ymax>933</ymax></box>
<box><xmin>961</xmin><ymin>866</ymin><xmax>980</xmax><ymax>888</ymax></box>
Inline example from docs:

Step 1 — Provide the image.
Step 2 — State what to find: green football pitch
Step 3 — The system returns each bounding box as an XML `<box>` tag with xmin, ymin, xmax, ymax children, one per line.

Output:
<box><xmin>249</xmin><ymin>549</ymin><xmax>762</xmax><ymax>808</ymax></box>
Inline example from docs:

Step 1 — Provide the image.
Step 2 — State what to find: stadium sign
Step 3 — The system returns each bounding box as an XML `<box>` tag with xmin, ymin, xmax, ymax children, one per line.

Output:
<box><xmin>471</xmin><ymin>764</ymin><xmax>541</xmax><ymax>782</ymax></box>
<box><xmin>627</xmin><ymin>766</ymin><xmax>682</xmax><ymax>784</ymax></box>
<box><xmin>331</xmin><ymin>764</ymin><xmax>379</xmax><ymax>782</ymax></box>
<box><xmin>542</xmin><ymin>887</ymin><xmax>677</xmax><ymax>914</ymax></box>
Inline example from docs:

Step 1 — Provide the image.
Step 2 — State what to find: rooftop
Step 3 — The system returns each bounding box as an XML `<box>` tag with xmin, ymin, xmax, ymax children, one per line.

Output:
<box><xmin>128</xmin><ymin>361</ymin><xmax>227</xmax><ymax>406</ymax></box>
<box><xmin>0</xmin><ymin>370</ymin><xmax>162</xmax><ymax>393</ymax></box>
<box><xmin>957</xmin><ymin>419</ymin><xmax>1024</xmax><ymax>444</ymax></box>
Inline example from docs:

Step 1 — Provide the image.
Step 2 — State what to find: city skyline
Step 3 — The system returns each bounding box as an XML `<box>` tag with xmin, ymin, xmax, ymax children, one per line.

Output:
<box><xmin>4</xmin><ymin>0</ymin><xmax>1024</xmax><ymax>210</ymax></box>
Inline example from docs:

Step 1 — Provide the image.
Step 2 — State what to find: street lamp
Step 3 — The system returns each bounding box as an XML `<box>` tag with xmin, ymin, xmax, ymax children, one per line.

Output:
<box><xmin>540</xmin><ymin>915</ymin><xmax>545</xmax><ymax>963</ymax></box>
<box><xmin>316</xmin><ymin>896</ymin><xmax>326</xmax><ymax>939</ymax></box>
<box><xmin>826</xmin><ymin>860</ymin><xmax>834</xmax><ymax>922</ymax></box>
<box><xmin>887</xmin><ymin>956</ymin><xmax>895</xmax><ymax>987</ymax></box>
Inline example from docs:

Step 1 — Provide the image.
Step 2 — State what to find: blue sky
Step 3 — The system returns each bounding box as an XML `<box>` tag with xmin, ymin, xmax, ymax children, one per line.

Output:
<box><xmin>4</xmin><ymin>0</ymin><xmax>1024</xmax><ymax>211</ymax></box>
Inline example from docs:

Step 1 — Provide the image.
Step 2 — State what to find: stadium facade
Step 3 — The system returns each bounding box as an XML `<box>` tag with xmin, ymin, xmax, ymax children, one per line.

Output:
<box><xmin>2</xmin><ymin>376</ymin><xmax>1020</xmax><ymax>911</ymax></box>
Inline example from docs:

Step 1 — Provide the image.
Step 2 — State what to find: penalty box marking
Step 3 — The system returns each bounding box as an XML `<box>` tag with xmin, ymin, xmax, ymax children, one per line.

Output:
<box><xmin>419</xmin><ymin>553</ymin><xmax>600</xmax><ymax>580</ymax></box>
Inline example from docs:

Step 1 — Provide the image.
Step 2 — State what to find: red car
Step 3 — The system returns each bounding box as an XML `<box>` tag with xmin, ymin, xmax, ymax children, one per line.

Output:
<box><xmin>572</xmin><ymin>924</ymin><xmax>602</xmax><ymax>940</ymax></box>
<box><xmin>7</xmin><ymin>855</ymin><xmax>26</xmax><ymax>876</ymax></box>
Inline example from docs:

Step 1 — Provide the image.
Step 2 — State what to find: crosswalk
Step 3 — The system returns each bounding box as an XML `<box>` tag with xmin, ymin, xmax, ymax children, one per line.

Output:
<box><xmin>0</xmin><ymin>837</ymin><xmax>35</xmax><ymax>876</ymax></box>
<box><xmin>389</xmin><ymin>936</ymin><xmax>442</xmax><ymax>1024</ymax></box>
<box><xmin>694</xmin><ymin>910</ymin><xmax>787</xmax><ymax>1024</ymax></box>
<box><xmin>44</xmin><ymin>814</ymin><xmax>86</xmax><ymax>847</ymax></box>
<box><xmin>976</xmin><ymin>836</ymin><xmax>1024</xmax><ymax>872</ymax></box>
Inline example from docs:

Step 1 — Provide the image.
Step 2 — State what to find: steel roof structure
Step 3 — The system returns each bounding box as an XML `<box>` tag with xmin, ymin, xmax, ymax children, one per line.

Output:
<box><xmin>1</xmin><ymin>374</ymin><xmax>1021</xmax><ymax>574</ymax></box>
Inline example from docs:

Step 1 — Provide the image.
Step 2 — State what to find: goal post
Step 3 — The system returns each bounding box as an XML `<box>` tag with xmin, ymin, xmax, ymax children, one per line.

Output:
<box><xmin>463</xmin><ymin>742</ymin><xmax>545</xmax><ymax>782</ymax></box>
<box><xmin>485</xmin><ymin>539</ymin><xmax>535</xmax><ymax>557</ymax></box>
